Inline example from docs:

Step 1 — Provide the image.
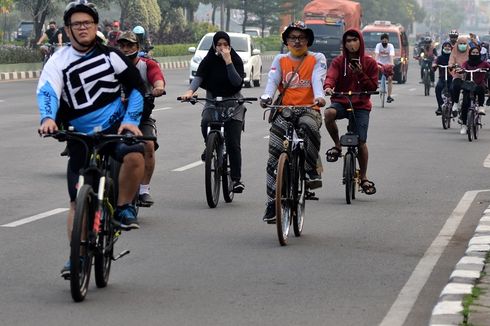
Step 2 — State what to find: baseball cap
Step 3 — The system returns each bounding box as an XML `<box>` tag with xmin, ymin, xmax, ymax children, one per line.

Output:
<box><xmin>117</xmin><ymin>31</ymin><xmax>138</xmax><ymax>44</ymax></box>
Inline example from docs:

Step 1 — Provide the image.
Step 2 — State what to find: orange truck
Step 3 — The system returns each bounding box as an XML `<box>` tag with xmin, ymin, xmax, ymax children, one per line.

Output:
<box><xmin>303</xmin><ymin>0</ymin><xmax>362</xmax><ymax>63</ymax></box>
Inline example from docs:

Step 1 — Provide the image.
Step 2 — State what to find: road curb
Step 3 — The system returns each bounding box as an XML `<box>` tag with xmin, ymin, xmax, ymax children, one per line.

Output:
<box><xmin>429</xmin><ymin>207</ymin><xmax>490</xmax><ymax>325</ymax></box>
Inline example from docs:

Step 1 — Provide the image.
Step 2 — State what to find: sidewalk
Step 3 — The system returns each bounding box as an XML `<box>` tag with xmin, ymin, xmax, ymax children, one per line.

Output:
<box><xmin>430</xmin><ymin>207</ymin><xmax>490</xmax><ymax>326</ymax></box>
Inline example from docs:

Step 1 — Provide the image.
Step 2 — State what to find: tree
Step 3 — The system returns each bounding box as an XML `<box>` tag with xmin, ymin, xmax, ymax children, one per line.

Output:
<box><xmin>14</xmin><ymin>0</ymin><xmax>58</xmax><ymax>42</ymax></box>
<box><xmin>358</xmin><ymin>0</ymin><xmax>425</xmax><ymax>29</ymax></box>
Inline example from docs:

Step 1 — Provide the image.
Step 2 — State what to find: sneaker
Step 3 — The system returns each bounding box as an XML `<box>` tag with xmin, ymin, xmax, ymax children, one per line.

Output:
<box><xmin>460</xmin><ymin>125</ymin><xmax>468</xmax><ymax>135</ymax></box>
<box><xmin>138</xmin><ymin>193</ymin><xmax>154</xmax><ymax>207</ymax></box>
<box><xmin>114</xmin><ymin>204</ymin><xmax>140</xmax><ymax>230</ymax></box>
<box><xmin>263</xmin><ymin>202</ymin><xmax>276</xmax><ymax>223</ymax></box>
<box><xmin>435</xmin><ymin>107</ymin><xmax>442</xmax><ymax>116</ymax></box>
<box><xmin>60</xmin><ymin>259</ymin><xmax>70</xmax><ymax>279</ymax></box>
<box><xmin>478</xmin><ymin>106</ymin><xmax>486</xmax><ymax>115</ymax></box>
<box><xmin>232</xmin><ymin>181</ymin><xmax>245</xmax><ymax>193</ymax></box>
<box><xmin>386</xmin><ymin>96</ymin><xmax>394</xmax><ymax>103</ymax></box>
<box><xmin>306</xmin><ymin>172</ymin><xmax>322</xmax><ymax>189</ymax></box>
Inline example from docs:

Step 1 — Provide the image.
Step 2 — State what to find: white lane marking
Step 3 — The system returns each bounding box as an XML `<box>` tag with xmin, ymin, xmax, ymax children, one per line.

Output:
<box><xmin>153</xmin><ymin>107</ymin><xmax>172</xmax><ymax>112</ymax></box>
<box><xmin>379</xmin><ymin>189</ymin><xmax>490</xmax><ymax>326</ymax></box>
<box><xmin>1</xmin><ymin>208</ymin><xmax>69</xmax><ymax>227</ymax></box>
<box><xmin>408</xmin><ymin>88</ymin><xmax>416</xmax><ymax>92</ymax></box>
<box><xmin>483</xmin><ymin>154</ymin><xmax>490</xmax><ymax>168</ymax></box>
<box><xmin>172</xmin><ymin>161</ymin><xmax>203</xmax><ymax>172</ymax></box>
<box><xmin>0</xmin><ymin>99</ymin><xmax>4</xmax><ymax>102</ymax></box>
<box><xmin>264</xmin><ymin>135</ymin><xmax>270</xmax><ymax>139</ymax></box>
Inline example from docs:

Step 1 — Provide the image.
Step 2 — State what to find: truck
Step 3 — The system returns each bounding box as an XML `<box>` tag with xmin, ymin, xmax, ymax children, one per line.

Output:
<box><xmin>302</xmin><ymin>0</ymin><xmax>362</xmax><ymax>63</ymax></box>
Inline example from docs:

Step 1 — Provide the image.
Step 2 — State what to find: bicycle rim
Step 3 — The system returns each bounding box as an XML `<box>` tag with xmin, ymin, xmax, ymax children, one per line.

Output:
<box><xmin>441</xmin><ymin>104</ymin><xmax>450</xmax><ymax>129</ymax></box>
<box><xmin>474</xmin><ymin>113</ymin><xmax>480</xmax><ymax>140</ymax></box>
<box><xmin>222</xmin><ymin>153</ymin><xmax>234</xmax><ymax>203</ymax></box>
<box><xmin>276</xmin><ymin>153</ymin><xmax>291</xmax><ymax>246</ymax></box>
<box><xmin>70</xmin><ymin>184</ymin><xmax>94</xmax><ymax>302</ymax></box>
<box><xmin>343</xmin><ymin>153</ymin><xmax>353</xmax><ymax>204</ymax></box>
<box><xmin>94</xmin><ymin>177</ymin><xmax>115</xmax><ymax>288</ymax></box>
<box><xmin>205</xmin><ymin>133</ymin><xmax>221</xmax><ymax>208</ymax></box>
<box><xmin>293</xmin><ymin>157</ymin><xmax>305</xmax><ymax>237</ymax></box>
<box><xmin>467</xmin><ymin>110</ymin><xmax>474</xmax><ymax>142</ymax></box>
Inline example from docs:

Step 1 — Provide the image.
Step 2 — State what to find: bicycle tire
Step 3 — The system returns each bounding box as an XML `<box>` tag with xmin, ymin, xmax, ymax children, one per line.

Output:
<box><xmin>293</xmin><ymin>155</ymin><xmax>305</xmax><ymax>237</ymax></box>
<box><xmin>423</xmin><ymin>70</ymin><xmax>430</xmax><ymax>96</ymax></box>
<box><xmin>351</xmin><ymin>157</ymin><xmax>357</xmax><ymax>201</ymax></box>
<box><xmin>343</xmin><ymin>152</ymin><xmax>354</xmax><ymax>204</ymax></box>
<box><xmin>94</xmin><ymin>177</ymin><xmax>115</xmax><ymax>288</ymax></box>
<box><xmin>441</xmin><ymin>102</ymin><xmax>451</xmax><ymax>130</ymax></box>
<box><xmin>222</xmin><ymin>152</ymin><xmax>234</xmax><ymax>203</ymax></box>
<box><xmin>380</xmin><ymin>76</ymin><xmax>386</xmax><ymax>108</ymax></box>
<box><xmin>467</xmin><ymin>109</ymin><xmax>474</xmax><ymax>142</ymax></box>
<box><xmin>276</xmin><ymin>153</ymin><xmax>291</xmax><ymax>246</ymax></box>
<box><xmin>70</xmin><ymin>184</ymin><xmax>94</xmax><ymax>302</ymax></box>
<box><xmin>474</xmin><ymin>111</ymin><xmax>480</xmax><ymax>140</ymax></box>
<box><xmin>205</xmin><ymin>132</ymin><xmax>221</xmax><ymax>208</ymax></box>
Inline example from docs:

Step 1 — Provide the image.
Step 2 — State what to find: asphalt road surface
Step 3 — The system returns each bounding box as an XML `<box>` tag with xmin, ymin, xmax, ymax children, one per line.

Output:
<box><xmin>1</xmin><ymin>59</ymin><xmax>489</xmax><ymax>326</ymax></box>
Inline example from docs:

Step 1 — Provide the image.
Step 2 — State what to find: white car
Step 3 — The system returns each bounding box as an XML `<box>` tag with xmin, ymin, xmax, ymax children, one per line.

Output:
<box><xmin>188</xmin><ymin>32</ymin><xmax>262</xmax><ymax>88</ymax></box>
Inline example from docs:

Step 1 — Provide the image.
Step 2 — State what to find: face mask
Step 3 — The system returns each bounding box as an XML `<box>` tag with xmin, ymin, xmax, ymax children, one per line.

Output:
<box><xmin>49</xmin><ymin>27</ymin><xmax>56</xmax><ymax>31</ymax></box>
<box><xmin>382</xmin><ymin>42</ymin><xmax>388</xmax><ymax>48</ymax></box>
<box><xmin>443</xmin><ymin>48</ymin><xmax>451</xmax><ymax>54</ymax></box>
<box><xmin>126</xmin><ymin>51</ymin><xmax>138</xmax><ymax>60</ymax></box>
<box><xmin>288</xmin><ymin>45</ymin><xmax>308</xmax><ymax>57</ymax></box>
<box><xmin>469</xmin><ymin>54</ymin><xmax>481</xmax><ymax>62</ymax></box>
<box><xmin>458</xmin><ymin>44</ymin><xmax>467</xmax><ymax>52</ymax></box>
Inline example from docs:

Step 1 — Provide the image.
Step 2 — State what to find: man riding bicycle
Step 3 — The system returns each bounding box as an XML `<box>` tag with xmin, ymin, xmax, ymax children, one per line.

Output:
<box><xmin>434</xmin><ymin>41</ymin><xmax>454</xmax><ymax>116</ymax></box>
<box><xmin>374</xmin><ymin>33</ymin><xmax>395</xmax><ymax>103</ymax></box>
<box><xmin>36</xmin><ymin>0</ymin><xmax>146</xmax><ymax>277</ymax></box>
<box><xmin>260</xmin><ymin>21</ymin><xmax>327</xmax><ymax>222</ymax></box>
<box><xmin>323</xmin><ymin>29</ymin><xmax>378</xmax><ymax>196</ymax></box>
<box><xmin>36</xmin><ymin>21</ymin><xmax>59</xmax><ymax>57</ymax></box>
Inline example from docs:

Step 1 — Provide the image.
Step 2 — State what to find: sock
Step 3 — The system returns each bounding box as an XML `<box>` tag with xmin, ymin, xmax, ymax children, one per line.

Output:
<box><xmin>139</xmin><ymin>184</ymin><xmax>150</xmax><ymax>195</ymax></box>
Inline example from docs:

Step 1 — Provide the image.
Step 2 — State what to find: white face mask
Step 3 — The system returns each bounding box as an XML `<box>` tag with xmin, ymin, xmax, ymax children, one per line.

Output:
<box><xmin>443</xmin><ymin>48</ymin><xmax>451</xmax><ymax>54</ymax></box>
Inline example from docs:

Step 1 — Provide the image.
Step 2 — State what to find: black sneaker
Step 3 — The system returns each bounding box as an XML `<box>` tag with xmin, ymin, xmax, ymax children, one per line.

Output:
<box><xmin>306</xmin><ymin>172</ymin><xmax>322</xmax><ymax>189</ymax></box>
<box><xmin>138</xmin><ymin>193</ymin><xmax>154</xmax><ymax>207</ymax></box>
<box><xmin>435</xmin><ymin>107</ymin><xmax>442</xmax><ymax>116</ymax></box>
<box><xmin>114</xmin><ymin>204</ymin><xmax>139</xmax><ymax>230</ymax></box>
<box><xmin>387</xmin><ymin>96</ymin><xmax>394</xmax><ymax>103</ymax></box>
<box><xmin>232</xmin><ymin>181</ymin><xmax>245</xmax><ymax>193</ymax></box>
<box><xmin>263</xmin><ymin>202</ymin><xmax>276</xmax><ymax>223</ymax></box>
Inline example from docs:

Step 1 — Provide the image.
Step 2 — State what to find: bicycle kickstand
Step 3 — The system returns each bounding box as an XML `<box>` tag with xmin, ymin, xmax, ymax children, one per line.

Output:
<box><xmin>113</xmin><ymin>249</ymin><xmax>131</xmax><ymax>261</ymax></box>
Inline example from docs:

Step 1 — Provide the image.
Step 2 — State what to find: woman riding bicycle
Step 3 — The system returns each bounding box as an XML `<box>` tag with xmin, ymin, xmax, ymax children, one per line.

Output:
<box><xmin>456</xmin><ymin>45</ymin><xmax>490</xmax><ymax>134</ymax></box>
<box><xmin>180</xmin><ymin>31</ymin><xmax>247</xmax><ymax>194</ymax></box>
<box><xmin>449</xmin><ymin>35</ymin><xmax>470</xmax><ymax>119</ymax></box>
<box><xmin>434</xmin><ymin>41</ymin><xmax>454</xmax><ymax>116</ymax></box>
<box><xmin>259</xmin><ymin>21</ymin><xmax>326</xmax><ymax>222</ymax></box>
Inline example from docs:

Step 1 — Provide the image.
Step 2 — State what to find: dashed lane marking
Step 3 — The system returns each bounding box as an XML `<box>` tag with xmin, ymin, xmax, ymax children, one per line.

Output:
<box><xmin>153</xmin><ymin>107</ymin><xmax>172</xmax><ymax>112</ymax></box>
<box><xmin>483</xmin><ymin>154</ymin><xmax>490</xmax><ymax>168</ymax></box>
<box><xmin>172</xmin><ymin>160</ymin><xmax>203</xmax><ymax>172</ymax></box>
<box><xmin>1</xmin><ymin>208</ymin><xmax>69</xmax><ymax>227</ymax></box>
<box><xmin>408</xmin><ymin>88</ymin><xmax>416</xmax><ymax>92</ymax></box>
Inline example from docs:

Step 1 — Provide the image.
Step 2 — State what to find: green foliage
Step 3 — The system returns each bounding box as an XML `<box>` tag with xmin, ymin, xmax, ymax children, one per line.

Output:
<box><xmin>155</xmin><ymin>21</ymin><xmax>218</xmax><ymax>44</ymax></box>
<box><xmin>0</xmin><ymin>44</ymin><xmax>41</xmax><ymax>64</ymax></box>
<box><xmin>152</xmin><ymin>43</ymin><xmax>195</xmax><ymax>56</ymax></box>
<box><xmin>254</xmin><ymin>35</ymin><xmax>282</xmax><ymax>52</ymax></box>
<box><xmin>358</xmin><ymin>0</ymin><xmax>425</xmax><ymax>28</ymax></box>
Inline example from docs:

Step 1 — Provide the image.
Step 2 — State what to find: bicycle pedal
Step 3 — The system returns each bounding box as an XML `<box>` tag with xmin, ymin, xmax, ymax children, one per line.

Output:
<box><xmin>113</xmin><ymin>249</ymin><xmax>130</xmax><ymax>261</ymax></box>
<box><xmin>305</xmin><ymin>192</ymin><xmax>318</xmax><ymax>200</ymax></box>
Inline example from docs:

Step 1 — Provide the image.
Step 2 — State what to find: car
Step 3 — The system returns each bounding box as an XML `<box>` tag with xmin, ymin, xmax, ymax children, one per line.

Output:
<box><xmin>188</xmin><ymin>32</ymin><xmax>262</xmax><ymax>88</ymax></box>
<box><xmin>16</xmin><ymin>21</ymin><xmax>35</xmax><ymax>41</ymax></box>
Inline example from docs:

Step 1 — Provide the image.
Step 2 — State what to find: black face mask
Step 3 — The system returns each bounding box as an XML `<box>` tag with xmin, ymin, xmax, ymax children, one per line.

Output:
<box><xmin>49</xmin><ymin>27</ymin><xmax>56</xmax><ymax>31</ymax></box>
<box><xmin>468</xmin><ymin>54</ymin><xmax>481</xmax><ymax>65</ymax></box>
<box><xmin>382</xmin><ymin>42</ymin><xmax>388</xmax><ymax>48</ymax></box>
<box><xmin>126</xmin><ymin>51</ymin><xmax>138</xmax><ymax>60</ymax></box>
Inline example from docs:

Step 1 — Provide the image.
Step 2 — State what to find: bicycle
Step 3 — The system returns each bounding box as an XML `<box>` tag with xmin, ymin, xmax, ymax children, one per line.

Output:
<box><xmin>437</xmin><ymin>65</ymin><xmax>453</xmax><ymax>129</ymax></box>
<box><xmin>44</xmin><ymin>129</ymin><xmax>155</xmax><ymax>302</ymax></box>
<box><xmin>262</xmin><ymin>104</ymin><xmax>320</xmax><ymax>246</ymax></box>
<box><xmin>421</xmin><ymin>54</ymin><xmax>432</xmax><ymax>96</ymax></box>
<box><xmin>178</xmin><ymin>96</ymin><xmax>257</xmax><ymax>208</ymax></box>
<box><xmin>459</xmin><ymin>68</ymin><xmax>488</xmax><ymax>141</ymax></box>
<box><xmin>329</xmin><ymin>91</ymin><xmax>379</xmax><ymax>204</ymax></box>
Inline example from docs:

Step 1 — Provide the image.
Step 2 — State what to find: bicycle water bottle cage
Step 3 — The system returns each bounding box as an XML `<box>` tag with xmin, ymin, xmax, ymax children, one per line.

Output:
<box><xmin>462</xmin><ymin>81</ymin><xmax>477</xmax><ymax>92</ymax></box>
<box><xmin>340</xmin><ymin>133</ymin><xmax>359</xmax><ymax>147</ymax></box>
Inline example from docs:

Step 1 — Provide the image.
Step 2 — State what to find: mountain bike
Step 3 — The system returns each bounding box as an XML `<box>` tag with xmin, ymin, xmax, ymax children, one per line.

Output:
<box><xmin>329</xmin><ymin>91</ymin><xmax>379</xmax><ymax>204</ymax></box>
<box><xmin>263</xmin><ymin>104</ymin><xmax>320</xmax><ymax>246</ymax></box>
<box><xmin>437</xmin><ymin>65</ymin><xmax>453</xmax><ymax>129</ymax></box>
<box><xmin>460</xmin><ymin>68</ymin><xmax>488</xmax><ymax>141</ymax></box>
<box><xmin>44</xmin><ymin>129</ymin><xmax>155</xmax><ymax>302</ymax></box>
<box><xmin>178</xmin><ymin>96</ymin><xmax>257</xmax><ymax>208</ymax></box>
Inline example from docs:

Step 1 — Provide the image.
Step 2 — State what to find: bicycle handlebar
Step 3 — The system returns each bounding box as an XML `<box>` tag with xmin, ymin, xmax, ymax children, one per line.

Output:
<box><xmin>43</xmin><ymin>130</ymin><xmax>156</xmax><ymax>145</ymax></box>
<box><xmin>328</xmin><ymin>91</ymin><xmax>380</xmax><ymax>97</ymax></box>
<box><xmin>177</xmin><ymin>96</ymin><xmax>257</xmax><ymax>105</ymax></box>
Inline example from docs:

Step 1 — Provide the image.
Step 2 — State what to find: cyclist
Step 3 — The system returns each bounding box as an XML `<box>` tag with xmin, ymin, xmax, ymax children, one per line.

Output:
<box><xmin>323</xmin><ymin>28</ymin><xmax>378</xmax><ymax>196</ymax></box>
<box><xmin>117</xmin><ymin>31</ymin><xmax>165</xmax><ymax>207</ymax></box>
<box><xmin>374</xmin><ymin>33</ymin><xmax>395</xmax><ymax>103</ymax></box>
<box><xmin>449</xmin><ymin>35</ymin><xmax>470</xmax><ymax>127</ymax></box>
<box><xmin>434</xmin><ymin>41</ymin><xmax>454</xmax><ymax>116</ymax></box>
<box><xmin>107</xmin><ymin>20</ymin><xmax>122</xmax><ymax>47</ymax></box>
<box><xmin>417</xmin><ymin>36</ymin><xmax>437</xmax><ymax>85</ymax></box>
<box><xmin>36</xmin><ymin>0</ymin><xmax>146</xmax><ymax>277</ymax></box>
<box><xmin>179</xmin><ymin>31</ymin><xmax>247</xmax><ymax>194</ymax></box>
<box><xmin>36</xmin><ymin>21</ymin><xmax>58</xmax><ymax>57</ymax></box>
<box><xmin>132</xmin><ymin>25</ymin><xmax>153</xmax><ymax>57</ymax></box>
<box><xmin>259</xmin><ymin>21</ymin><xmax>327</xmax><ymax>222</ymax></box>
<box><xmin>456</xmin><ymin>45</ymin><xmax>490</xmax><ymax>134</ymax></box>
<box><xmin>448</xmin><ymin>29</ymin><xmax>459</xmax><ymax>47</ymax></box>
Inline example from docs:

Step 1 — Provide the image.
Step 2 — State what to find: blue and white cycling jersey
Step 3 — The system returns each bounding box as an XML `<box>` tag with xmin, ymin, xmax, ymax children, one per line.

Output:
<box><xmin>37</xmin><ymin>44</ymin><xmax>144</xmax><ymax>133</ymax></box>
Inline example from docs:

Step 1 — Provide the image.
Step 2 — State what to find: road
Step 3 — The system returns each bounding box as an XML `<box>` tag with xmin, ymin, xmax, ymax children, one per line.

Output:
<box><xmin>0</xmin><ymin>60</ymin><xmax>489</xmax><ymax>326</ymax></box>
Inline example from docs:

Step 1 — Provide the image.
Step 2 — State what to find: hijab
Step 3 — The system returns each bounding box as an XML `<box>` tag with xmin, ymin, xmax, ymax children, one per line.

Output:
<box><xmin>196</xmin><ymin>31</ymin><xmax>245</xmax><ymax>97</ymax></box>
<box><xmin>449</xmin><ymin>35</ymin><xmax>469</xmax><ymax>67</ymax></box>
<box><xmin>467</xmin><ymin>46</ymin><xmax>482</xmax><ymax>66</ymax></box>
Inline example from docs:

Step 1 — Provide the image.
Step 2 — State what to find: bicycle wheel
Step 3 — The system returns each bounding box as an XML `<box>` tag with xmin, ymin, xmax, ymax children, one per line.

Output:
<box><xmin>351</xmin><ymin>156</ymin><xmax>357</xmax><ymax>201</ymax></box>
<box><xmin>343</xmin><ymin>152</ymin><xmax>354</xmax><ymax>204</ymax></box>
<box><xmin>467</xmin><ymin>109</ymin><xmax>474</xmax><ymax>142</ymax></box>
<box><xmin>474</xmin><ymin>111</ymin><xmax>480</xmax><ymax>140</ymax></box>
<box><xmin>380</xmin><ymin>77</ymin><xmax>386</xmax><ymax>108</ymax></box>
<box><xmin>70</xmin><ymin>184</ymin><xmax>95</xmax><ymax>302</ymax></box>
<box><xmin>222</xmin><ymin>152</ymin><xmax>234</xmax><ymax>203</ymax></box>
<box><xmin>94</xmin><ymin>177</ymin><xmax>115</xmax><ymax>288</ymax></box>
<box><xmin>293</xmin><ymin>156</ymin><xmax>305</xmax><ymax>237</ymax></box>
<box><xmin>276</xmin><ymin>153</ymin><xmax>291</xmax><ymax>246</ymax></box>
<box><xmin>205</xmin><ymin>132</ymin><xmax>221</xmax><ymax>208</ymax></box>
<box><xmin>423</xmin><ymin>70</ymin><xmax>430</xmax><ymax>96</ymax></box>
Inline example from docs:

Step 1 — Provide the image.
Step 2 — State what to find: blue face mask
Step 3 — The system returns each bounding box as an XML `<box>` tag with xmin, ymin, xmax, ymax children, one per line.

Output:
<box><xmin>458</xmin><ymin>44</ymin><xmax>467</xmax><ymax>52</ymax></box>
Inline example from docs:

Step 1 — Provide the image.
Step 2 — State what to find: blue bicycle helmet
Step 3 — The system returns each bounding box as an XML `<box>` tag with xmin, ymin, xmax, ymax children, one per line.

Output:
<box><xmin>132</xmin><ymin>25</ymin><xmax>145</xmax><ymax>36</ymax></box>
<box><xmin>63</xmin><ymin>0</ymin><xmax>99</xmax><ymax>26</ymax></box>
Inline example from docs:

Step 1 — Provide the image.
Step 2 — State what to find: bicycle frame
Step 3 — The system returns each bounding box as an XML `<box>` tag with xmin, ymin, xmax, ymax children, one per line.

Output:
<box><xmin>460</xmin><ymin>68</ymin><xmax>487</xmax><ymax>141</ymax></box>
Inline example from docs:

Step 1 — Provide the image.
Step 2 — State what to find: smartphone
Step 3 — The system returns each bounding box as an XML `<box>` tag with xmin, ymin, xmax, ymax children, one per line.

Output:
<box><xmin>350</xmin><ymin>58</ymin><xmax>360</xmax><ymax>65</ymax></box>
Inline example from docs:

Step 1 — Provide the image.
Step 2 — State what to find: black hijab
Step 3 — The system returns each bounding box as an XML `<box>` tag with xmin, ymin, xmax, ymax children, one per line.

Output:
<box><xmin>196</xmin><ymin>31</ymin><xmax>245</xmax><ymax>97</ymax></box>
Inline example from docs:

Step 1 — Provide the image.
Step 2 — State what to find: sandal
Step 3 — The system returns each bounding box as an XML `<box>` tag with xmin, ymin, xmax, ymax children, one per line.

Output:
<box><xmin>360</xmin><ymin>179</ymin><xmax>376</xmax><ymax>195</ymax></box>
<box><xmin>326</xmin><ymin>147</ymin><xmax>342</xmax><ymax>162</ymax></box>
